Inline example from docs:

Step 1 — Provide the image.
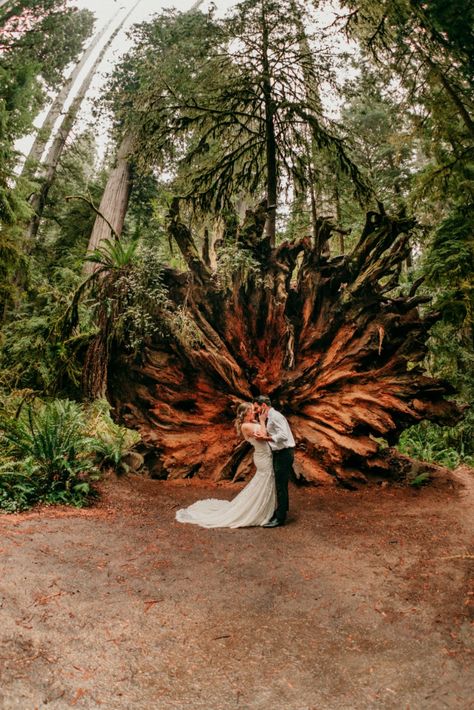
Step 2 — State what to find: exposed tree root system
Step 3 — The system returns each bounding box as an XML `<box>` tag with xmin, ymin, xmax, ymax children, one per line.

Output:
<box><xmin>106</xmin><ymin>208</ymin><xmax>463</xmax><ymax>486</ymax></box>
<box><xmin>0</xmin><ymin>468</ymin><xmax>473</xmax><ymax>709</ymax></box>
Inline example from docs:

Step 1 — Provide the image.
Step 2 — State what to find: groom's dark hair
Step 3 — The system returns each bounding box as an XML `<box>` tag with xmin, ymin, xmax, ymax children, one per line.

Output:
<box><xmin>253</xmin><ymin>395</ymin><xmax>271</xmax><ymax>406</ymax></box>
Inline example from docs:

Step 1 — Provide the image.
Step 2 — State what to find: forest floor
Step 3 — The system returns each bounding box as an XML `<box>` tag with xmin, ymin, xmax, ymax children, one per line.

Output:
<box><xmin>0</xmin><ymin>467</ymin><xmax>473</xmax><ymax>710</ymax></box>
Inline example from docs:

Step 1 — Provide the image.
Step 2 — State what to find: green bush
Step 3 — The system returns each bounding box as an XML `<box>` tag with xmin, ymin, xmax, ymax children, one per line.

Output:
<box><xmin>0</xmin><ymin>397</ymin><xmax>141</xmax><ymax>512</ymax></box>
<box><xmin>85</xmin><ymin>398</ymin><xmax>141</xmax><ymax>472</ymax></box>
<box><xmin>398</xmin><ymin>418</ymin><xmax>474</xmax><ymax>470</ymax></box>
<box><xmin>0</xmin><ymin>266</ymin><xmax>94</xmax><ymax>396</ymax></box>
<box><xmin>0</xmin><ymin>459</ymin><xmax>41</xmax><ymax>513</ymax></box>
<box><xmin>0</xmin><ymin>398</ymin><xmax>99</xmax><ymax>512</ymax></box>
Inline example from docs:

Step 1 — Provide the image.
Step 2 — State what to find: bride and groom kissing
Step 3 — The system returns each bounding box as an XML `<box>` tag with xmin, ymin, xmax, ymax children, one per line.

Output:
<box><xmin>176</xmin><ymin>396</ymin><xmax>295</xmax><ymax>529</ymax></box>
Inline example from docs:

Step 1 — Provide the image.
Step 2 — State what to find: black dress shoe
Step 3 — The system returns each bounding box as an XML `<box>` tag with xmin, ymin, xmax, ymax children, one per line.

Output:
<box><xmin>262</xmin><ymin>518</ymin><xmax>284</xmax><ymax>527</ymax></box>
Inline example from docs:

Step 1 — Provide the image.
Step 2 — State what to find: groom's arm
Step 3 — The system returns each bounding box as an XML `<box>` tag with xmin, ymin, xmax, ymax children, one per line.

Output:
<box><xmin>266</xmin><ymin>413</ymin><xmax>288</xmax><ymax>447</ymax></box>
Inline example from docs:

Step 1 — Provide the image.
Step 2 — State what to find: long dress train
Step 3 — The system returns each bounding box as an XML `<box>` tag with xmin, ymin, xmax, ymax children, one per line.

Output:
<box><xmin>175</xmin><ymin>425</ymin><xmax>276</xmax><ymax>528</ymax></box>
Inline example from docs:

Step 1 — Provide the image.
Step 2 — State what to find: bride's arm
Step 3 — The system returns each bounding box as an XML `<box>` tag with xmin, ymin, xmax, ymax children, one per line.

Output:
<box><xmin>241</xmin><ymin>422</ymin><xmax>256</xmax><ymax>438</ymax></box>
<box><xmin>241</xmin><ymin>421</ymin><xmax>272</xmax><ymax>440</ymax></box>
<box><xmin>258</xmin><ymin>411</ymin><xmax>268</xmax><ymax>436</ymax></box>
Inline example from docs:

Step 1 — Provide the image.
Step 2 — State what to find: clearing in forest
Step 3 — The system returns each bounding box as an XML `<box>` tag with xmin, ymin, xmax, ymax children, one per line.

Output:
<box><xmin>0</xmin><ymin>469</ymin><xmax>473</xmax><ymax>710</ymax></box>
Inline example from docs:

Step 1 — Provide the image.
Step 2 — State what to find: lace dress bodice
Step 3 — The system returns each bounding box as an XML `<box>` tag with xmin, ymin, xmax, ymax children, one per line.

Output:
<box><xmin>245</xmin><ymin>425</ymin><xmax>273</xmax><ymax>473</ymax></box>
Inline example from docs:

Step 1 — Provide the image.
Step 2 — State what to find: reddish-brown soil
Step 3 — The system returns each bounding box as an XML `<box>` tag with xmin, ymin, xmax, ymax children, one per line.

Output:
<box><xmin>0</xmin><ymin>467</ymin><xmax>473</xmax><ymax>709</ymax></box>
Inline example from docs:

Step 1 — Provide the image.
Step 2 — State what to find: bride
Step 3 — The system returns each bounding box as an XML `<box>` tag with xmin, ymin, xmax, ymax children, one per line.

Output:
<box><xmin>175</xmin><ymin>402</ymin><xmax>276</xmax><ymax>528</ymax></box>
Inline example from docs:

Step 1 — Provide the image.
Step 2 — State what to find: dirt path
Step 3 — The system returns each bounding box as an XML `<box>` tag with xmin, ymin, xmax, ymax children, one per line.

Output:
<box><xmin>0</xmin><ymin>468</ymin><xmax>473</xmax><ymax>710</ymax></box>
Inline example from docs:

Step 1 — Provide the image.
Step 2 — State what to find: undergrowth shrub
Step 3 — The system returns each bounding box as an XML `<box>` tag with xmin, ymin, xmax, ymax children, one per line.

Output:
<box><xmin>0</xmin><ymin>398</ymin><xmax>97</xmax><ymax>512</ymax></box>
<box><xmin>214</xmin><ymin>240</ymin><xmax>262</xmax><ymax>290</ymax></box>
<box><xmin>85</xmin><ymin>398</ymin><xmax>141</xmax><ymax>472</ymax></box>
<box><xmin>0</xmin><ymin>396</ymin><xmax>141</xmax><ymax>512</ymax></box>
<box><xmin>398</xmin><ymin>416</ymin><xmax>474</xmax><ymax>470</ymax></box>
<box><xmin>0</xmin><ymin>266</ymin><xmax>94</xmax><ymax>395</ymax></box>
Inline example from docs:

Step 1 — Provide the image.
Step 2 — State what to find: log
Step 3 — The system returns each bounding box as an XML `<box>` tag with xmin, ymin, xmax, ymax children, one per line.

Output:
<box><xmin>88</xmin><ymin>204</ymin><xmax>464</xmax><ymax>485</ymax></box>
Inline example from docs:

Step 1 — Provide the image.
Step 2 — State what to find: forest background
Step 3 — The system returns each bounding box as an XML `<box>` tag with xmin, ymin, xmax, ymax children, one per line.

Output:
<box><xmin>0</xmin><ymin>0</ymin><xmax>473</xmax><ymax>511</ymax></box>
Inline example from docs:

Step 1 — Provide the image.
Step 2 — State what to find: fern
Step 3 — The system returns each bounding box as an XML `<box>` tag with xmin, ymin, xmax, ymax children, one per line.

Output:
<box><xmin>84</xmin><ymin>237</ymin><xmax>139</xmax><ymax>270</ymax></box>
<box><xmin>85</xmin><ymin>398</ymin><xmax>141</xmax><ymax>472</ymax></box>
<box><xmin>0</xmin><ymin>399</ymin><xmax>98</xmax><ymax>512</ymax></box>
<box><xmin>409</xmin><ymin>472</ymin><xmax>431</xmax><ymax>487</ymax></box>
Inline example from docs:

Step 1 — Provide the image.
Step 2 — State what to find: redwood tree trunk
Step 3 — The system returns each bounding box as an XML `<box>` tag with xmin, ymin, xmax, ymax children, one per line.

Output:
<box><xmin>82</xmin><ymin>132</ymin><xmax>135</xmax><ymax>273</ymax></box>
<box><xmin>21</xmin><ymin>12</ymin><xmax>118</xmax><ymax>175</ymax></box>
<box><xmin>90</xmin><ymin>204</ymin><xmax>464</xmax><ymax>486</ymax></box>
<box><xmin>82</xmin><ymin>0</ymin><xmax>206</xmax><ymax>273</ymax></box>
<box><xmin>290</xmin><ymin>0</ymin><xmax>324</xmax><ymax>247</ymax></box>
<box><xmin>25</xmin><ymin>1</ymin><xmax>141</xmax><ymax>245</ymax></box>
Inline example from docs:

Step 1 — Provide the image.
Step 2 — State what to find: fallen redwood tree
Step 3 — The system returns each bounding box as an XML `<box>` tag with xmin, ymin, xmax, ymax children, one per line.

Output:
<box><xmin>88</xmin><ymin>201</ymin><xmax>463</xmax><ymax>486</ymax></box>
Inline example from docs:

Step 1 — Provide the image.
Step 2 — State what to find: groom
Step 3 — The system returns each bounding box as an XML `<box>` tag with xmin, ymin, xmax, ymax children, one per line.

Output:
<box><xmin>253</xmin><ymin>395</ymin><xmax>295</xmax><ymax>527</ymax></box>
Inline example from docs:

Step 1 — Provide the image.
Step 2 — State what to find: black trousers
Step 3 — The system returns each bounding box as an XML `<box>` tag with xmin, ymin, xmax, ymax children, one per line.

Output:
<box><xmin>272</xmin><ymin>447</ymin><xmax>294</xmax><ymax>522</ymax></box>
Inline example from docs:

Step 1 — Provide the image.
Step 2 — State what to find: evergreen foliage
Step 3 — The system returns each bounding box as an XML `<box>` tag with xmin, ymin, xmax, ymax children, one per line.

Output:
<box><xmin>0</xmin><ymin>398</ymin><xmax>98</xmax><ymax>511</ymax></box>
<box><xmin>0</xmin><ymin>1</ymin><xmax>94</xmax><ymax>313</ymax></box>
<box><xmin>113</xmin><ymin>2</ymin><xmax>368</xmax><ymax>242</ymax></box>
<box><xmin>0</xmin><ymin>0</ymin><xmax>473</xmax><ymax>500</ymax></box>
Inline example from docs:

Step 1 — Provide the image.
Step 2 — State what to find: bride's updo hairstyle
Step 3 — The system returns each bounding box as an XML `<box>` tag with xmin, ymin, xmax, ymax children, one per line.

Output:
<box><xmin>235</xmin><ymin>402</ymin><xmax>253</xmax><ymax>435</ymax></box>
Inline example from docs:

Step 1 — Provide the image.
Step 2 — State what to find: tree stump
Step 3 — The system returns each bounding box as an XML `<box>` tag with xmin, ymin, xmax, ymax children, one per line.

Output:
<box><xmin>105</xmin><ymin>205</ymin><xmax>463</xmax><ymax>485</ymax></box>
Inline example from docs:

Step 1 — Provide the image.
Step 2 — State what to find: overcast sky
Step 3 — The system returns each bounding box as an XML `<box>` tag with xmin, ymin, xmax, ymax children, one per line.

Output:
<box><xmin>74</xmin><ymin>0</ymin><xmax>235</xmax><ymax>26</ymax></box>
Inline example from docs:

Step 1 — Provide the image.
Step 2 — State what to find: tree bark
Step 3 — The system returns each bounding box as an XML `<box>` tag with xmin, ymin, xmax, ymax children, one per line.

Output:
<box><xmin>290</xmin><ymin>0</ymin><xmax>324</xmax><ymax>244</ymax></box>
<box><xmin>24</xmin><ymin>1</ymin><xmax>141</xmax><ymax>245</ymax></box>
<box><xmin>21</xmin><ymin>12</ymin><xmax>118</xmax><ymax>175</ymax></box>
<box><xmin>308</xmin><ymin>176</ymin><xmax>318</xmax><ymax>245</ymax></box>
<box><xmin>333</xmin><ymin>182</ymin><xmax>345</xmax><ymax>253</ymax></box>
<box><xmin>261</xmin><ymin>0</ymin><xmax>277</xmax><ymax>245</ymax></box>
<box><xmin>90</xmin><ymin>204</ymin><xmax>464</xmax><ymax>486</ymax></box>
<box><xmin>82</xmin><ymin>0</ymin><xmax>206</xmax><ymax>272</ymax></box>
<box><xmin>82</xmin><ymin>132</ymin><xmax>135</xmax><ymax>273</ymax></box>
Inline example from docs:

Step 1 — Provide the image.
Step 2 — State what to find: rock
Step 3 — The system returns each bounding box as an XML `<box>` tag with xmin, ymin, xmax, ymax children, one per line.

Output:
<box><xmin>121</xmin><ymin>451</ymin><xmax>144</xmax><ymax>472</ymax></box>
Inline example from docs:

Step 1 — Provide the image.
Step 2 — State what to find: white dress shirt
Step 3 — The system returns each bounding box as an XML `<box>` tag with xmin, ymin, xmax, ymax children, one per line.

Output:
<box><xmin>266</xmin><ymin>408</ymin><xmax>295</xmax><ymax>451</ymax></box>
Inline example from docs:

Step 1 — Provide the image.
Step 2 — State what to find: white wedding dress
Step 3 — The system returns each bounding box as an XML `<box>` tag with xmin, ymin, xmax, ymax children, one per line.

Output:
<box><xmin>175</xmin><ymin>424</ymin><xmax>276</xmax><ymax>528</ymax></box>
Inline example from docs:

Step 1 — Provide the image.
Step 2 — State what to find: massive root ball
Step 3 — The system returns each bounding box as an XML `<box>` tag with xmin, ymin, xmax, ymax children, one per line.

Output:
<box><xmin>103</xmin><ymin>206</ymin><xmax>463</xmax><ymax>485</ymax></box>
